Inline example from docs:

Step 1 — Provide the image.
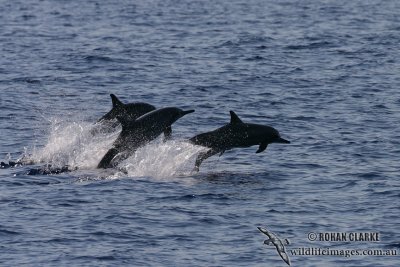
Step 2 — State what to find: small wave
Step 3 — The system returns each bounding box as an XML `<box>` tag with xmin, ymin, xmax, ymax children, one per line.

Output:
<box><xmin>147</xmin><ymin>193</ymin><xmax>231</xmax><ymax>202</ymax></box>
<box><xmin>385</xmin><ymin>242</ymin><xmax>400</xmax><ymax>249</ymax></box>
<box><xmin>84</xmin><ymin>55</ymin><xmax>114</xmax><ymax>62</ymax></box>
<box><xmin>289</xmin><ymin>115</ymin><xmax>317</xmax><ymax>121</ymax></box>
<box><xmin>83</xmin><ymin>55</ymin><xmax>130</xmax><ymax>64</ymax></box>
<box><xmin>357</xmin><ymin>172</ymin><xmax>381</xmax><ymax>180</ymax></box>
<box><xmin>74</xmin><ymin>255</ymin><xmax>116</xmax><ymax>261</ymax></box>
<box><xmin>0</xmin><ymin>228</ymin><xmax>21</xmax><ymax>236</ymax></box>
<box><xmin>216</xmin><ymin>35</ymin><xmax>273</xmax><ymax>48</ymax></box>
<box><xmin>244</xmin><ymin>55</ymin><xmax>265</xmax><ymax>61</ymax></box>
<box><xmin>10</xmin><ymin>77</ymin><xmax>41</xmax><ymax>84</ymax></box>
<box><xmin>286</xmin><ymin>41</ymin><xmax>334</xmax><ymax>50</ymax></box>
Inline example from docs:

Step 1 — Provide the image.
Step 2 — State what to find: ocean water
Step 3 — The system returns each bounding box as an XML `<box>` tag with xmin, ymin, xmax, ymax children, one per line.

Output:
<box><xmin>1</xmin><ymin>0</ymin><xmax>400</xmax><ymax>266</ymax></box>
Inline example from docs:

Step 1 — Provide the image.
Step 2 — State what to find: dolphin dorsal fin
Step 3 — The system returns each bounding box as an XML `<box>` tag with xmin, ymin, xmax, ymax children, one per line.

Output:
<box><xmin>110</xmin><ymin>94</ymin><xmax>124</xmax><ymax>108</ymax></box>
<box><xmin>229</xmin><ymin>111</ymin><xmax>243</xmax><ymax>124</ymax></box>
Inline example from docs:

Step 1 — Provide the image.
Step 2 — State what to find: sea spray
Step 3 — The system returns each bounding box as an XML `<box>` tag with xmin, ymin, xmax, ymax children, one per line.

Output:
<box><xmin>26</xmin><ymin>118</ymin><xmax>119</xmax><ymax>169</ymax></box>
<box><xmin>22</xmin><ymin>117</ymin><xmax>206</xmax><ymax>178</ymax></box>
<box><xmin>115</xmin><ymin>140</ymin><xmax>207</xmax><ymax>179</ymax></box>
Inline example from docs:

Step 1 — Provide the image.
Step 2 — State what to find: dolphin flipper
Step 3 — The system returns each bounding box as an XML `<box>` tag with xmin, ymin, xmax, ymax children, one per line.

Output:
<box><xmin>193</xmin><ymin>148</ymin><xmax>221</xmax><ymax>172</ymax></box>
<box><xmin>256</xmin><ymin>143</ymin><xmax>268</xmax><ymax>153</ymax></box>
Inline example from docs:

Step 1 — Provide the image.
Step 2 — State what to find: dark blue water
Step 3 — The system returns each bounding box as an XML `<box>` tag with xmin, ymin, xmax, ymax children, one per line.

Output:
<box><xmin>1</xmin><ymin>0</ymin><xmax>400</xmax><ymax>266</ymax></box>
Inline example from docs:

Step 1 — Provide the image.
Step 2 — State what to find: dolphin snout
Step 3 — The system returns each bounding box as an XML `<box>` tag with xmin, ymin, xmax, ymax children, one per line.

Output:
<box><xmin>275</xmin><ymin>137</ymin><xmax>290</xmax><ymax>144</ymax></box>
<box><xmin>181</xmin><ymin>109</ymin><xmax>195</xmax><ymax>116</ymax></box>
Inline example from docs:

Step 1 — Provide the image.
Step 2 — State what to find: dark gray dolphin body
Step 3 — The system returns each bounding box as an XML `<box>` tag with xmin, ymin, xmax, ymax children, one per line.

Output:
<box><xmin>97</xmin><ymin>94</ymin><xmax>156</xmax><ymax>129</ymax></box>
<box><xmin>189</xmin><ymin>111</ymin><xmax>290</xmax><ymax>171</ymax></box>
<box><xmin>97</xmin><ymin>107</ymin><xmax>195</xmax><ymax>169</ymax></box>
<box><xmin>95</xmin><ymin>94</ymin><xmax>173</xmax><ymax>141</ymax></box>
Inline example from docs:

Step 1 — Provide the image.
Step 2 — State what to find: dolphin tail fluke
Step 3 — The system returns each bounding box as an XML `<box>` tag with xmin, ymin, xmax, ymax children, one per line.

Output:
<box><xmin>110</xmin><ymin>94</ymin><xmax>123</xmax><ymax>108</ymax></box>
<box><xmin>97</xmin><ymin>148</ymin><xmax>119</xmax><ymax>169</ymax></box>
<box><xmin>192</xmin><ymin>165</ymin><xmax>200</xmax><ymax>173</ymax></box>
<box><xmin>193</xmin><ymin>148</ymin><xmax>220</xmax><ymax>172</ymax></box>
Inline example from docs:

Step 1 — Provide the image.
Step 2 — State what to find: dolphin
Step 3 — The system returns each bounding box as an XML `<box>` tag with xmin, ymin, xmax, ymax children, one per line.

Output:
<box><xmin>258</xmin><ymin>226</ymin><xmax>291</xmax><ymax>266</ymax></box>
<box><xmin>96</xmin><ymin>94</ymin><xmax>156</xmax><ymax>129</ymax></box>
<box><xmin>97</xmin><ymin>107</ymin><xmax>195</xmax><ymax>169</ymax></box>
<box><xmin>94</xmin><ymin>94</ymin><xmax>172</xmax><ymax>141</ymax></box>
<box><xmin>189</xmin><ymin>111</ymin><xmax>290</xmax><ymax>171</ymax></box>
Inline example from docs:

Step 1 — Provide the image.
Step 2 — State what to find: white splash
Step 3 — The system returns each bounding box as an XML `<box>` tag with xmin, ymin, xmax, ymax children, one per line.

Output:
<box><xmin>119</xmin><ymin>140</ymin><xmax>206</xmax><ymax>179</ymax></box>
<box><xmin>22</xmin><ymin>117</ymin><xmax>206</xmax><ymax>179</ymax></box>
<box><xmin>24</xmin><ymin>118</ymin><xmax>119</xmax><ymax>169</ymax></box>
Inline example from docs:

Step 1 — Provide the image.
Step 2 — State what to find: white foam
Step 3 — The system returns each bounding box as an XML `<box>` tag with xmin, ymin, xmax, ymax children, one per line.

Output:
<box><xmin>118</xmin><ymin>140</ymin><xmax>206</xmax><ymax>179</ymax></box>
<box><xmin>22</xmin><ymin>118</ymin><xmax>206</xmax><ymax>179</ymax></box>
<box><xmin>25</xmin><ymin>118</ymin><xmax>119</xmax><ymax>169</ymax></box>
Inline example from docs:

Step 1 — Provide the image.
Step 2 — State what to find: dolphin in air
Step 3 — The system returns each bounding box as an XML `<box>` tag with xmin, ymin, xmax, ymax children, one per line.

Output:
<box><xmin>258</xmin><ymin>226</ymin><xmax>291</xmax><ymax>266</ymax></box>
<box><xmin>96</xmin><ymin>94</ymin><xmax>156</xmax><ymax>129</ymax></box>
<box><xmin>95</xmin><ymin>94</ymin><xmax>173</xmax><ymax>141</ymax></box>
<box><xmin>97</xmin><ymin>107</ymin><xmax>195</xmax><ymax>169</ymax></box>
<box><xmin>189</xmin><ymin>111</ymin><xmax>290</xmax><ymax>171</ymax></box>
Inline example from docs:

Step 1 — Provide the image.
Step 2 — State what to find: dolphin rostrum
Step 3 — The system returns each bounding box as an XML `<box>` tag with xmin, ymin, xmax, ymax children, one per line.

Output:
<box><xmin>258</xmin><ymin>226</ymin><xmax>291</xmax><ymax>266</ymax></box>
<box><xmin>97</xmin><ymin>107</ymin><xmax>195</xmax><ymax>169</ymax></box>
<box><xmin>189</xmin><ymin>111</ymin><xmax>290</xmax><ymax>171</ymax></box>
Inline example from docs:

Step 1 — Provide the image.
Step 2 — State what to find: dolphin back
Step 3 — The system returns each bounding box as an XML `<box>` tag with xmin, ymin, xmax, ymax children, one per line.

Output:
<box><xmin>99</xmin><ymin>94</ymin><xmax>156</xmax><ymax>123</ymax></box>
<box><xmin>97</xmin><ymin>106</ymin><xmax>195</xmax><ymax>169</ymax></box>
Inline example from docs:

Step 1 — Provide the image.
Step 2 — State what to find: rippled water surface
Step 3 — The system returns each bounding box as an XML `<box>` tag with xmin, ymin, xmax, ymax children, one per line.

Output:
<box><xmin>1</xmin><ymin>0</ymin><xmax>400</xmax><ymax>266</ymax></box>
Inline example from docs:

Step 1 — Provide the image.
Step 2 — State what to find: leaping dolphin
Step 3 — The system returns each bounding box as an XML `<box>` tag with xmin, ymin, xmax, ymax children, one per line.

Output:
<box><xmin>189</xmin><ymin>111</ymin><xmax>290</xmax><ymax>171</ymax></box>
<box><xmin>97</xmin><ymin>107</ymin><xmax>195</xmax><ymax>169</ymax></box>
<box><xmin>94</xmin><ymin>94</ymin><xmax>172</xmax><ymax>141</ymax></box>
<box><xmin>97</xmin><ymin>94</ymin><xmax>156</xmax><ymax>129</ymax></box>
